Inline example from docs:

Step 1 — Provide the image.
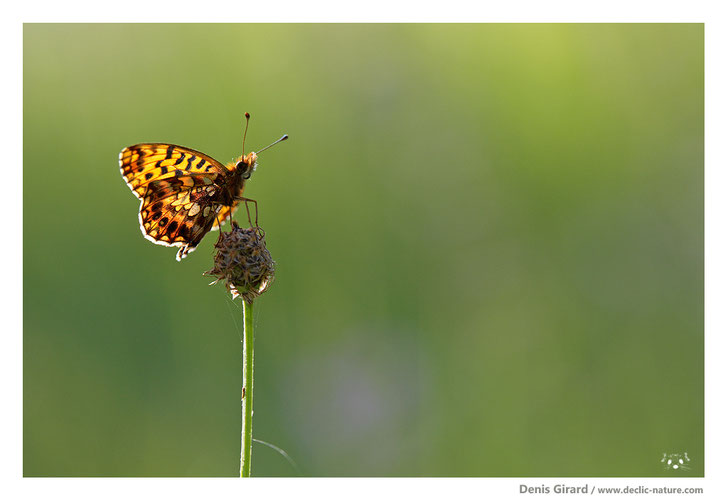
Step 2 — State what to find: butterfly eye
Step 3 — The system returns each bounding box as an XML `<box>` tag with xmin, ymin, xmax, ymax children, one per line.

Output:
<box><xmin>235</xmin><ymin>161</ymin><xmax>246</xmax><ymax>171</ymax></box>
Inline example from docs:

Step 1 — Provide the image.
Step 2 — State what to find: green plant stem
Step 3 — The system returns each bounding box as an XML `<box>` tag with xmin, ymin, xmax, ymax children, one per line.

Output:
<box><xmin>240</xmin><ymin>299</ymin><xmax>255</xmax><ymax>477</ymax></box>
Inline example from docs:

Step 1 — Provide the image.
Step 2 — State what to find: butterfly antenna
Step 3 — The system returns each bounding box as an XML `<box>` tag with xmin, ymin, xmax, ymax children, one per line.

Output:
<box><xmin>242</xmin><ymin>112</ymin><xmax>251</xmax><ymax>154</ymax></box>
<box><xmin>256</xmin><ymin>134</ymin><xmax>289</xmax><ymax>155</ymax></box>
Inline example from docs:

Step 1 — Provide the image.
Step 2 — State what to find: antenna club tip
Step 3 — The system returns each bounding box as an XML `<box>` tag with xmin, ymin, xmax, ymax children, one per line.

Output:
<box><xmin>245</xmin><ymin>112</ymin><xmax>250</xmax><ymax>119</ymax></box>
<box><xmin>281</xmin><ymin>134</ymin><xmax>289</xmax><ymax>140</ymax></box>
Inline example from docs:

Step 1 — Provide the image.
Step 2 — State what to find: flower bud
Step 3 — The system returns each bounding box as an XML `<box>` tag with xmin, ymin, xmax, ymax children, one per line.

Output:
<box><xmin>204</xmin><ymin>221</ymin><xmax>275</xmax><ymax>302</ymax></box>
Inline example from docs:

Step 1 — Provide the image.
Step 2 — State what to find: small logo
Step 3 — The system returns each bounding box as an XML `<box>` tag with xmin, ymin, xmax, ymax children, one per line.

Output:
<box><xmin>661</xmin><ymin>452</ymin><xmax>691</xmax><ymax>471</ymax></box>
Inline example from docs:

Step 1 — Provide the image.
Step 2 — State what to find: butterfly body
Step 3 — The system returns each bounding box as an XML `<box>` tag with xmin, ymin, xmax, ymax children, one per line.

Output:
<box><xmin>120</xmin><ymin>143</ymin><xmax>258</xmax><ymax>261</ymax></box>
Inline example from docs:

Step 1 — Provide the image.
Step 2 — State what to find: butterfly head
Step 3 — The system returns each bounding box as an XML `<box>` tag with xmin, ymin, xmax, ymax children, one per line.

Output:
<box><xmin>236</xmin><ymin>152</ymin><xmax>258</xmax><ymax>180</ymax></box>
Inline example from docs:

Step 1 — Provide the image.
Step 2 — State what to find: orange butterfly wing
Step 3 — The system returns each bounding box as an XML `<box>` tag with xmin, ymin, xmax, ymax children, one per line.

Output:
<box><xmin>120</xmin><ymin>143</ymin><xmax>231</xmax><ymax>198</ymax></box>
<box><xmin>120</xmin><ymin>144</ymin><xmax>239</xmax><ymax>260</ymax></box>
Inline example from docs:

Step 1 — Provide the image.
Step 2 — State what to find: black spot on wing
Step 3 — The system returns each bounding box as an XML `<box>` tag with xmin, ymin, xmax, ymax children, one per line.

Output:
<box><xmin>135</xmin><ymin>151</ymin><xmax>145</xmax><ymax>171</ymax></box>
<box><xmin>187</xmin><ymin>155</ymin><xmax>197</xmax><ymax>170</ymax></box>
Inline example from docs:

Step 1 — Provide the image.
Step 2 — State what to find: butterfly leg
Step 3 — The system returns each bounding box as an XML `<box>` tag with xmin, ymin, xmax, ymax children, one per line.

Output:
<box><xmin>235</xmin><ymin>197</ymin><xmax>259</xmax><ymax>228</ymax></box>
<box><xmin>214</xmin><ymin>210</ymin><xmax>225</xmax><ymax>245</ymax></box>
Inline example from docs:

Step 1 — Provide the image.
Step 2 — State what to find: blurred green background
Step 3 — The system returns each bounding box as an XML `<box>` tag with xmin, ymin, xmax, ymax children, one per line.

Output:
<box><xmin>23</xmin><ymin>24</ymin><xmax>703</xmax><ymax>477</ymax></box>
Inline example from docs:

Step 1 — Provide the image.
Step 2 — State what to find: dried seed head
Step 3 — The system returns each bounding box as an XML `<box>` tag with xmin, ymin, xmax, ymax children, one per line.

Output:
<box><xmin>204</xmin><ymin>221</ymin><xmax>275</xmax><ymax>302</ymax></box>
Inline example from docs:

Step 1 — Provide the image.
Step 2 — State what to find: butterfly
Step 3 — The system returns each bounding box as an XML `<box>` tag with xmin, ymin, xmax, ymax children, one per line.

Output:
<box><xmin>120</xmin><ymin>113</ymin><xmax>287</xmax><ymax>261</ymax></box>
